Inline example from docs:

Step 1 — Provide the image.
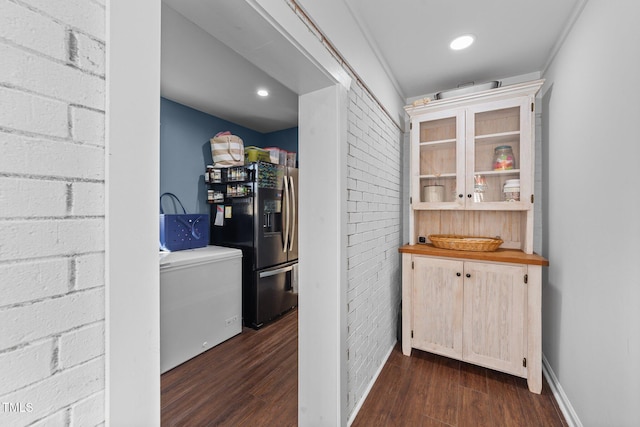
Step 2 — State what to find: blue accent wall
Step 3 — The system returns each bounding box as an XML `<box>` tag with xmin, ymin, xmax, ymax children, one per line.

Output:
<box><xmin>264</xmin><ymin>127</ymin><xmax>299</xmax><ymax>167</ymax></box>
<box><xmin>160</xmin><ymin>97</ymin><xmax>298</xmax><ymax>214</ymax></box>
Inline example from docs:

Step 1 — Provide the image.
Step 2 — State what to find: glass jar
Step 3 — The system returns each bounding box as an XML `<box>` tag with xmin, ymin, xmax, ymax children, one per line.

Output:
<box><xmin>503</xmin><ymin>179</ymin><xmax>520</xmax><ymax>202</ymax></box>
<box><xmin>493</xmin><ymin>145</ymin><xmax>515</xmax><ymax>170</ymax></box>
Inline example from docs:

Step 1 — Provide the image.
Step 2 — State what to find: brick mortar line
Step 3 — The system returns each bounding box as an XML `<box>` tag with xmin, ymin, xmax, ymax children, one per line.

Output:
<box><xmin>0</xmin><ymin>214</ymin><xmax>104</xmax><ymax>222</ymax></box>
<box><xmin>0</xmin><ymin>319</ymin><xmax>105</xmax><ymax>357</ymax></box>
<box><xmin>0</xmin><ymin>34</ymin><xmax>105</xmax><ymax>80</ymax></box>
<box><xmin>0</xmin><ymin>123</ymin><xmax>106</xmax><ymax>149</ymax></box>
<box><xmin>0</xmin><ymin>172</ymin><xmax>105</xmax><ymax>183</ymax></box>
<box><xmin>0</xmin><ymin>81</ymin><xmax>106</xmax><ymax>115</ymax></box>
<box><xmin>0</xmin><ymin>285</ymin><xmax>105</xmax><ymax>312</ymax></box>
<box><xmin>0</xmin><ymin>251</ymin><xmax>104</xmax><ymax>267</ymax></box>
<box><xmin>0</xmin><ymin>353</ymin><xmax>106</xmax><ymax>403</ymax></box>
<box><xmin>9</xmin><ymin>0</ymin><xmax>106</xmax><ymax>42</ymax></box>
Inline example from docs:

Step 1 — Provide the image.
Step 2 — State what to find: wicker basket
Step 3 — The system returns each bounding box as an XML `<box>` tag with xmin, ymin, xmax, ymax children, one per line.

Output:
<box><xmin>428</xmin><ymin>234</ymin><xmax>503</xmax><ymax>252</ymax></box>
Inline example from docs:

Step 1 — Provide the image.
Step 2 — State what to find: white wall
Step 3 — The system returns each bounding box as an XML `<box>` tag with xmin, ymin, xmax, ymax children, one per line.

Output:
<box><xmin>106</xmin><ymin>0</ymin><xmax>161</xmax><ymax>425</ymax></box>
<box><xmin>0</xmin><ymin>0</ymin><xmax>106</xmax><ymax>425</ymax></box>
<box><xmin>298</xmin><ymin>84</ymin><xmax>349</xmax><ymax>426</ymax></box>
<box><xmin>541</xmin><ymin>1</ymin><xmax>640</xmax><ymax>425</ymax></box>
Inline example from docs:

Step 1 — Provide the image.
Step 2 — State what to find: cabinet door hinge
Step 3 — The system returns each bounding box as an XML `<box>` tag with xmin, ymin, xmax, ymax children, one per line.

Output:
<box><xmin>411</xmin><ymin>330</ymin><xmax>414</xmax><ymax>338</ymax></box>
<box><xmin>524</xmin><ymin>274</ymin><xmax>528</xmax><ymax>284</ymax></box>
<box><xmin>410</xmin><ymin>122</ymin><xmax>413</xmax><ymax>130</ymax></box>
<box><xmin>531</xmin><ymin>102</ymin><xmax>534</xmax><ymax>112</ymax></box>
<box><xmin>410</xmin><ymin>196</ymin><xmax>413</xmax><ymax>205</ymax></box>
<box><xmin>412</xmin><ymin>261</ymin><xmax>414</xmax><ymax>269</ymax></box>
<box><xmin>523</xmin><ymin>357</ymin><xmax>527</xmax><ymax>367</ymax></box>
<box><xmin>531</xmin><ymin>194</ymin><xmax>534</xmax><ymax>203</ymax></box>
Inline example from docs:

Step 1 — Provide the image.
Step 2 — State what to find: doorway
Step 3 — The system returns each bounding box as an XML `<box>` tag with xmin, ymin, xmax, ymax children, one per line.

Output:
<box><xmin>107</xmin><ymin>1</ymin><xmax>350</xmax><ymax>425</ymax></box>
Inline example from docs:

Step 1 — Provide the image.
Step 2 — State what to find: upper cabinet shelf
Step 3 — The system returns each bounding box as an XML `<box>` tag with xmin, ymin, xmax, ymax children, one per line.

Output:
<box><xmin>407</xmin><ymin>80</ymin><xmax>544</xmax><ymax>211</ymax></box>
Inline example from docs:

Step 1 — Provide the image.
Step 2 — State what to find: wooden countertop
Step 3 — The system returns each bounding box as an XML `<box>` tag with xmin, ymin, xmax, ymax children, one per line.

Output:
<box><xmin>399</xmin><ymin>244</ymin><xmax>549</xmax><ymax>266</ymax></box>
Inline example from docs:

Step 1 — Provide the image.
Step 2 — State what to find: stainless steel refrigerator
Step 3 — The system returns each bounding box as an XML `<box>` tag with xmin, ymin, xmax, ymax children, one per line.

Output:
<box><xmin>210</xmin><ymin>161</ymin><xmax>298</xmax><ymax>328</ymax></box>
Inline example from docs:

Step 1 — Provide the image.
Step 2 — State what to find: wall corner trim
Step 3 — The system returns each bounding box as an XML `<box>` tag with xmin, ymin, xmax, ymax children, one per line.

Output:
<box><xmin>542</xmin><ymin>353</ymin><xmax>584</xmax><ymax>427</ymax></box>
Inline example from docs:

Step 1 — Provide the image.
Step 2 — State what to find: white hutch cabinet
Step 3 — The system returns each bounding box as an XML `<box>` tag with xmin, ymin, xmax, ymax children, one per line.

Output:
<box><xmin>399</xmin><ymin>80</ymin><xmax>548</xmax><ymax>393</ymax></box>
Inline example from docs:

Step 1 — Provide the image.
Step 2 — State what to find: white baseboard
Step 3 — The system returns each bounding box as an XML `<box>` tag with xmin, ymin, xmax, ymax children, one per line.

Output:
<box><xmin>346</xmin><ymin>342</ymin><xmax>396</xmax><ymax>427</ymax></box>
<box><xmin>542</xmin><ymin>353</ymin><xmax>583</xmax><ymax>427</ymax></box>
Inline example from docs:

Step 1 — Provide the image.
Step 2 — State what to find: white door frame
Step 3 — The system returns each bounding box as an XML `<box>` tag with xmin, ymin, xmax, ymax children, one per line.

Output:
<box><xmin>106</xmin><ymin>1</ymin><xmax>349</xmax><ymax>425</ymax></box>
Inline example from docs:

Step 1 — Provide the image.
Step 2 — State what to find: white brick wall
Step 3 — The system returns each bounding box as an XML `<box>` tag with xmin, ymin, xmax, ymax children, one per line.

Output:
<box><xmin>346</xmin><ymin>81</ymin><xmax>403</xmax><ymax>415</ymax></box>
<box><xmin>0</xmin><ymin>0</ymin><xmax>106</xmax><ymax>425</ymax></box>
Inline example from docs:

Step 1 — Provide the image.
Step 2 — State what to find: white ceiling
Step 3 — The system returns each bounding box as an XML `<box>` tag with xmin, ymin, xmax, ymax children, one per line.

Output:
<box><xmin>161</xmin><ymin>0</ymin><xmax>584</xmax><ymax>133</ymax></box>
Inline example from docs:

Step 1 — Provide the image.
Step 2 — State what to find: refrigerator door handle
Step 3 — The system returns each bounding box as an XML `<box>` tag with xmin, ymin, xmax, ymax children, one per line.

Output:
<box><xmin>282</xmin><ymin>173</ymin><xmax>290</xmax><ymax>253</ymax></box>
<box><xmin>288</xmin><ymin>175</ymin><xmax>295</xmax><ymax>252</ymax></box>
<box><xmin>259</xmin><ymin>265</ymin><xmax>293</xmax><ymax>278</ymax></box>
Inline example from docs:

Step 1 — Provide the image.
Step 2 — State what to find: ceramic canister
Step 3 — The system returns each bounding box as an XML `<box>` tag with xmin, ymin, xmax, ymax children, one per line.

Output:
<box><xmin>423</xmin><ymin>185</ymin><xmax>444</xmax><ymax>202</ymax></box>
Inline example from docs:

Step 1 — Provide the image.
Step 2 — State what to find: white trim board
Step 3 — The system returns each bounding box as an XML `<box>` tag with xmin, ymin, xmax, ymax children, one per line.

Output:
<box><xmin>542</xmin><ymin>353</ymin><xmax>583</xmax><ymax>427</ymax></box>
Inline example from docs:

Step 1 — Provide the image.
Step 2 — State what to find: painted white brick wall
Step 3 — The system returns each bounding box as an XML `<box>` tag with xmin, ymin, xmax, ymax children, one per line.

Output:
<box><xmin>346</xmin><ymin>81</ymin><xmax>403</xmax><ymax>415</ymax></box>
<box><xmin>0</xmin><ymin>1</ymin><xmax>106</xmax><ymax>425</ymax></box>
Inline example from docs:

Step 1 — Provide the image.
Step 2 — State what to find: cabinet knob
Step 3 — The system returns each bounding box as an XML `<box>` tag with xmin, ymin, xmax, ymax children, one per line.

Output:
<box><xmin>466</xmin><ymin>273</ymin><xmax>471</xmax><ymax>278</ymax></box>
<box><xmin>467</xmin><ymin>194</ymin><xmax>472</xmax><ymax>198</ymax></box>
<box><xmin>456</xmin><ymin>272</ymin><xmax>461</xmax><ymax>277</ymax></box>
<box><xmin>458</xmin><ymin>194</ymin><xmax>463</xmax><ymax>198</ymax></box>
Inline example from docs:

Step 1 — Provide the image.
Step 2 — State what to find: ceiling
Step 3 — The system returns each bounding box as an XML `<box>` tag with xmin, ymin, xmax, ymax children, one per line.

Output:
<box><xmin>161</xmin><ymin>0</ymin><xmax>584</xmax><ymax>133</ymax></box>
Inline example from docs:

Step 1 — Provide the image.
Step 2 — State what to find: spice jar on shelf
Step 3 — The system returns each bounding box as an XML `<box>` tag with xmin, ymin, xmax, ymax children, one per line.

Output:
<box><xmin>493</xmin><ymin>145</ymin><xmax>515</xmax><ymax>170</ymax></box>
<box><xmin>503</xmin><ymin>179</ymin><xmax>520</xmax><ymax>202</ymax></box>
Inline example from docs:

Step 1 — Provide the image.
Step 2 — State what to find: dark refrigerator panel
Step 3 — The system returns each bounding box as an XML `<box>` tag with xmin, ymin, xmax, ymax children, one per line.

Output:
<box><xmin>209</xmin><ymin>161</ymin><xmax>298</xmax><ymax>329</ymax></box>
<box><xmin>211</xmin><ymin>196</ymin><xmax>254</xmax><ymax>248</ymax></box>
<box><xmin>248</xmin><ymin>262</ymin><xmax>298</xmax><ymax>328</ymax></box>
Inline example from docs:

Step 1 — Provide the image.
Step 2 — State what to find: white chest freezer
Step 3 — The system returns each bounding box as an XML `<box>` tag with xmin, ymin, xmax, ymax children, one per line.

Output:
<box><xmin>160</xmin><ymin>245</ymin><xmax>242</xmax><ymax>373</ymax></box>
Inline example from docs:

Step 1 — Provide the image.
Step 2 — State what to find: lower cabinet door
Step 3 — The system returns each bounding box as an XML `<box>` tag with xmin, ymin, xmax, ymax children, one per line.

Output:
<box><xmin>462</xmin><ymin>261</ymin><xmax>527</xmax><ymax>376</ymax></box>
<box><xmin>412</xmin><ymin>256</ymin><xmax>464</xmax><ymax>359</ymax></box>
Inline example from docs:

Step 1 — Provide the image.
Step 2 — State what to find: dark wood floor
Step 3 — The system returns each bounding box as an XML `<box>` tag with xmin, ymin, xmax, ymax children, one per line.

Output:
<box><xmin>161</xmin><ymin>308</ymin><xmax>298</xmax><ymax>426</ymax></box>
<box><xmin>162</xmin><ymin>309</ymin><xmax>567</xmax><ymax>426</ymax></box>
<box><xmin>352</xmin><ymin>346</ymin><xmax>568</xmax><ymax>427</ymax></box>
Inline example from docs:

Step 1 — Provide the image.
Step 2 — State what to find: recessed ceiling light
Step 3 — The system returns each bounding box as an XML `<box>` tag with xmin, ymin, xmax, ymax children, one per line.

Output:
<box><xmin>257</xmin><ymin>89</ymin><xmax>269</xmax><ymax>97</ymax></box>
<box><xmin>450</xmin><ymin>34</ymin><xmax>475</xmax><ymax>50</ymax></box>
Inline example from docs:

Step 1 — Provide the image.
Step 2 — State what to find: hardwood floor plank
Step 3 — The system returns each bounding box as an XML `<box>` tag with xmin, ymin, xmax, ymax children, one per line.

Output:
<box><xmin>421</xmin><ymin>353</ymin><xmax>461</xmax><ymax>426</ymax></box>
<box><xmin>352</xmin><ymin>363</ymin><xmax>409</xmax><ymax>427</ymax></box>
<box><xmin>486</xmin><ymin>369</ymin><xmax>527</xmax><ymax>426</ymax></box>
<box><xmin>458</xmin><ymin>386</ymin><xmax>492</xmax><ymax>427</ymax></box>
<box><xmin>386</xmin><ymin>351</ymin><xmax>436</xmax><ymax>426</ymax></box>
<box><xmin>460</xmin><ymin>361</ymin><xmax>488</xmax><ymax>393</ymax></box>
<box><xmin>515</xmin><ymin>376</ymin><xmax>567</xmax><ymax>427</ymax></box>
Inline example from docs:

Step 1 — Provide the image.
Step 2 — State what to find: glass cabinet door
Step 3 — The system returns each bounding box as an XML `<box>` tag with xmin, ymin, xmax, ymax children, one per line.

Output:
<box><xmin>411</xmin><ymin>109</ymin><xmax>465</xmax><ymax>208</ymax></box>
<box><xmin>465</xmin><ymin>98</ymin><xmax>531</xmax><ymax>208</ymax></box>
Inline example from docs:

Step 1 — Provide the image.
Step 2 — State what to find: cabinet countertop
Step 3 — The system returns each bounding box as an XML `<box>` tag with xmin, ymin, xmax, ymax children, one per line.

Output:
<box><xmin>399</xmin><ymin>244</ymin><xmax>549</xmax><ymax>266</ymax></box>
